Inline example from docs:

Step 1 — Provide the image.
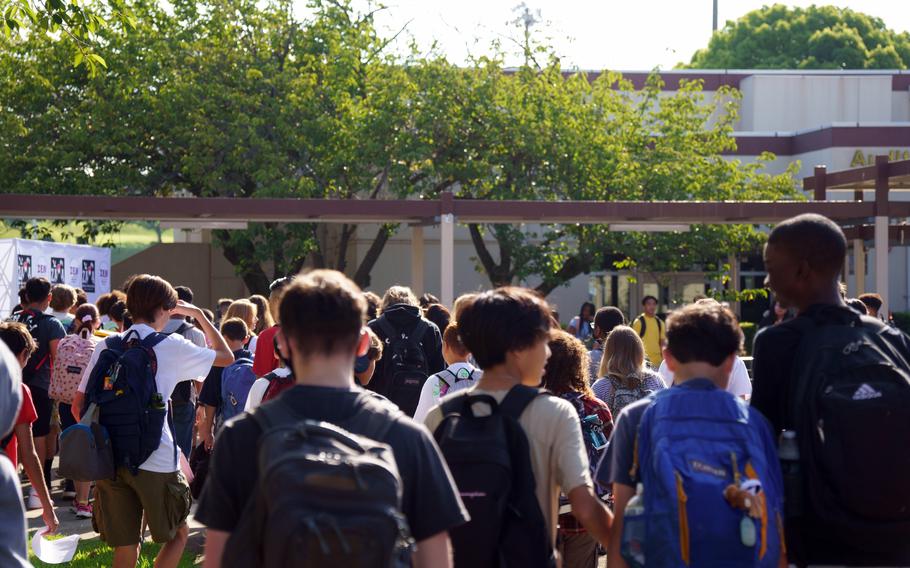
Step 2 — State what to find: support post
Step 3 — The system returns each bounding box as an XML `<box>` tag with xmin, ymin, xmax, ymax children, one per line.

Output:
<box><xmin>854</xmin><ymin>240</ymin><xmax>865</xmax><ymax>296</ymax></box>
<box><xmin>813</xmin><ymin>165</ymin><xmax>827</xmax><ymax>202</ymax></box>
<box><xmin>440</xmin><ymin>192</ymin><xmax>455</xmax><ymax>308</ymax></box>
<box><xmin>728</xmin><ymin>254</ymin><xmax>740</xmax><ymax>316</ymax></box>
<box><xmin>874</xmin><ymin>155</ymin><xmax>890</xmax><ymax>317</ymax></box>
<box><xmin>410</xmin><ymin>225</ymin><xmax>424</xmax><ymax>297</ymax></box>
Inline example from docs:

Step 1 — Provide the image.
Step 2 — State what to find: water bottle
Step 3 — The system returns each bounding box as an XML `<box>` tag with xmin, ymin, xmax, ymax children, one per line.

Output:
<box><xmin>621</xmin><ymin>483</ymin><xmax>647</xmax><ymax>568</ymax></box>
<box><xmin>778</xmin><ymin>430</ymin><xmax>803</xmax><ymax>516</ymax></box>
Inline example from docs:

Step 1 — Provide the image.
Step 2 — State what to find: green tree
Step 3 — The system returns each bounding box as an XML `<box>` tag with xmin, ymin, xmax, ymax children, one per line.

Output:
<box><xmin>686</xmin><ymin>4</ymin><xmax>910</xmax><ymax>69</ymax></box>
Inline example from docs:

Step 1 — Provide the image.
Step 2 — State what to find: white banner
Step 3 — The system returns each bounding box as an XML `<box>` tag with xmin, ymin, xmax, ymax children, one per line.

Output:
<box><xmin>1</xmin><ymin>239</ymin><xmax>111</xmax><ymax>316</ymax></box>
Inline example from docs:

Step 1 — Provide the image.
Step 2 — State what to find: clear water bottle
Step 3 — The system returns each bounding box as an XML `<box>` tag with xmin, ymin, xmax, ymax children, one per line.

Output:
<box><xmin>621</xmin><ymin>483</ymin><xmax>647</xmax><ymax>568</ymax></box>
<box><xmin>779</xmin><ymin>430</ymin><xmax>803</xmax><ymax>516</ymax></box>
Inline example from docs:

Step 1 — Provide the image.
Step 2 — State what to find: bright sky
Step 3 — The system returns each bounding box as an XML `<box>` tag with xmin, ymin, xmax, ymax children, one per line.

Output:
<box><xmin>331</xmin><ymin>0</ymin><xmax>910</xmax><ymax>70</ymax></box>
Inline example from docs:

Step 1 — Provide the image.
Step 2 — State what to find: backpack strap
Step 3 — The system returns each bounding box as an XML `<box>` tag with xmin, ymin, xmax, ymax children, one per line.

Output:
<box><xmin>170</xmin><ymin>323</ymin><xmax>190</xmax><ymax>337</ymax></box>
<box><xmin>375</xmin><ymin>318</ymin><xmax>397</xmax><ymax>343</ymax></box>
<box><xmin>498</xmin><ymin>384</ymin><xmax>547</xmax><ymax>421</ymax></box>
<box><xmin>408</xmin><ymin>319</ymin><xmax>429</xmax><ymax>343</ymax></box>
<box><xmin>635</xmin><ymin>315</ymin><xmax>647</xmax><ymax>338</ymax></box>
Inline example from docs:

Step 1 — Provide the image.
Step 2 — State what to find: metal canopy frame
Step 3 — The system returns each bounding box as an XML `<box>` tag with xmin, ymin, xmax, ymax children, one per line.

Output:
<box><xmin>2</xmin><ymin>157</ymin><xmax>907</xmax><ymax>308</ymax></box>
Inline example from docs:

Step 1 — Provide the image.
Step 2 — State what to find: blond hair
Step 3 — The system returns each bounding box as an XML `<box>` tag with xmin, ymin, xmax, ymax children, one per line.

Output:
<box><xmin>599</xmin><ymin>325</ymin><xmax>648</xmax><ymax>388</ymax></box>
<box><xmin>381</xmin><ymin>286</ymin><xmax>418</xmax><ymax>312</ymax></box>
<box><xmin>224</xmin><ymin>299</ymin><xmax>258</xmax><ymax>332</ymax></box>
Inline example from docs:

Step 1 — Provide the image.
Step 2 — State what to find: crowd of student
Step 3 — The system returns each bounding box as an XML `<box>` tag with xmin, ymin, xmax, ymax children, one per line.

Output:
<box><xmin>0</xmin><ymin>212</ymin><xmax>908</xmax><ymax>568</ymax></box>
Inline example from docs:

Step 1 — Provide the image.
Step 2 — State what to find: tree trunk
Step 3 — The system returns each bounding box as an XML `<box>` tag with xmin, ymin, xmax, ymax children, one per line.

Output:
<box><xmin>213</xmin><ymin>230</ymin><xmax>271</xmax><ymax>295</ymax></box>
<box><xmin>534</xmin><ymin>254</ymin><xmax>590</xmax><ymax>297</ymax></box>
<box><xmin>353</xmin><ymin>225</ymin><xmax>395</xmax><ymax>289</ymax></box>
<box><xmin>468</xmin><ymin>224</ymin><xmax>513</xmax><ymax>287</ymax></box>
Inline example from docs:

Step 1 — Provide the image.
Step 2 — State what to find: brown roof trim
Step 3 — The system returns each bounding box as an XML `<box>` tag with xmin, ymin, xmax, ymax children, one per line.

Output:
<box><xmin>727</xmin><ymin>126</ymin><xmax>910</xmax><ymax>157</ymax></box>
<box><xmin>804</xmin><ymin>158</ymin><xmax>910</xmax><ymax>190</ymax></box>
<box><xmin>0</xmin><ymin>193</ymin><xmax>879</xmax><ymax>225</ymax></box>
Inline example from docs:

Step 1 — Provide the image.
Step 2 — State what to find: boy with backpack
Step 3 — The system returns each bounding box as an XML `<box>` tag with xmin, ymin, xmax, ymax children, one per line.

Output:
<box><xmin>196</xmin><ymin>270</ymin><xmax>468</xmax><ymax>568</ymax></box>
<box><xmin>198</xmin><ymin>318</ymin><xmax>254</xmax><ymax>450</ymax></box>
<box><xmin>631</xmin><ymin>296</ymin><xmax>665</xmax><ymax>367</ymax></box>
<box><xmin>413</xmin><ymin>323</ymin><xmax>481</xmax><ymax>423</ymax></box>
<box><xmin>8</xmin><ymin>277</ymin><xmax>66</xmax><ymax>505</ymax></box>
<box><xmin>74</xmin><ymin>274</ymin><xmax>233</xmax><ymax>568</ymax></box>
<box><xmin>367</xmin><ymin>286</ymin><xmax>445</xmax><ymax>416</ymax></box>
<box><xmin>423</xmin><ymin>287</ymin><xmax>613</xmax><ymax>567</ymax></box>
<box><xmin>598</xmin><ymin>301</ymin><xmax>784</xmax><ymax>568</ymax></box>
<box><xmin>753</xmin><ymin>214</ymin><xmax>910</xmax><ymax>565</ymax></box>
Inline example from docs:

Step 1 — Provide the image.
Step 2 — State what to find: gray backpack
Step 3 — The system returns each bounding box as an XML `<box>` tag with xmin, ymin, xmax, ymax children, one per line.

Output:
<box><xmin>58</xmin><ymin>403</ymin><xmax>115</xmax><ymax>482</ymax></box>
<box><xmin>608</xmin><ymin>375</ymin><xmax>653</xmax><ymax>416</ymax></box>
<box><xmin>223</xmin><ymin>392</ymin><xmax>414</xmax><ymax>568</ymax></box>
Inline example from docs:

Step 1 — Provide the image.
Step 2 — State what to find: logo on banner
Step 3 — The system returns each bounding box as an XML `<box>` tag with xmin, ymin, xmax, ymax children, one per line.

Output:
<box><xmin>50</xmin><ymin>257</ymin><xmax>65</xmax><ymax>284</ymax></box>
<box><xmin>81</xmin><ymin>260</ymin><xmax>96</xmax><ymax>293</ymax></box>
<box><xmin>17</xmin><ymin>255</ymin><xmax>32</xmax><ymax>283</ymax></box>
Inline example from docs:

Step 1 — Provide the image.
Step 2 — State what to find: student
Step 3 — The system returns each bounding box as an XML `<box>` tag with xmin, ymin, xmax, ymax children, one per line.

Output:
<box><xmin>48</xmin><ymin>284</ymin><xmax>77</xmax><ymax>330</ymax></box>
<box><xmin>599</xmin><ymin>302</ymin><xmax>784</xmax><ymax>568</ymax></box>
<box><xmin>630</xmin><ymin>295</ymin><xmax>665</xmax><ymax>367</ymax></box>
<box><xmin>752</xmin><ymin>214</ymin><xmax>910</xmax><ymax>565</ymax></box>
<box><xmin>588</xmin><ymin>307</ymin><xmax>625</xmax><ymax>380</ymax></box>
<box><xmin>52</xmin><ymin>303</ymin><xmax>101</xmax><ymax>516</ymax></box>
<box><xmin>9</xmin><ymin>277</ymin><xmax>66</xmax><ymax>503</ymax></box>
<box><xmin>413</xmin><ymin>323</ymin><xmax>481</xmax><ymax>424</ymax></box>
<box><xmin>164</xmin><ymin>285</ymin><xmax>209</xmax><ymax>459</ymax></box>
<box><xmin>75</xmin><ymin>274</ymin><xmax>233</xmax><ymax>568</ymax></box>
<box><xmin>423</xmin><ymin>304</ymin><xmax>451</xmax><ymax>339</ymax></box>
<box><xmin>541</xmin><ymin>330</ymin><xmax>613</xmax><ymax>568</ymax></box>
<box><xmin>368</xmin><ymin>286</ymin><xmax>445</xmax><ymax>416</ymax></box>
<box><xmin>353</xmin><ymin>327</ymin><xmax>383</xmax><ymax>387</ymax></box>
<box><xmin>223</xmin><ymin>300</ymin><xmax>259</xmax><ymax>352</ymax></box>
<box><xmin>252</xmin><ymin>277</ymin><xmax>289</xmax><ymax>377</ymax></box>
<box><xmin>424</xmin><ymin>287</ymin><xmax>613</xmax><ymax>564</ymax></box>
<box><xmin>363</xmin><ymin>291</ymin><xmax>382</xmax><ymax>321</ymax></box>
<box><xmin>215</xmin><ymin>298</ymin><xmax>234</xmax><ymax>326</ymax></box>
<box><xmin>858</xmin><ymin>292</ymin><xmax>884</xmax><ymax>320</ymax></box>
<box><xmin>10</xmin><ymin>288</ymin><xmax>28</xmax><ymax>318</ymax></box>
<box><xmin>247</xmin><ymin>294</ymin><xmax>274</xmax><ymax>335</ymax></box>
<box><xmin>567</xmin><ymin>302</ymin><xmax>596</xmax><ymax>342</ymax></box>
<box><xmin>592</xmin><ymin>326</ymin><xmax>665</xmax><ymax>417</ymax></box>
<box><xmin>196</xmin><ymin>270</ymin><xmax>468</xmax><ymax>568</ymax></box>
<box><xmin>0</xmin><ymin>340</ymin><xmax>30</xmax><ymax>567</ymax></box>
<box><xmin>198</xmin><ymin>318</ymin><xmax>254</xmax><ymax>450</ymax></box>
<box><xmin>0</xmin><ymin>322</ymin><xmax>59</xmax><ymax>533</ymax></box>
<box><xmin>108</xmin><ymin>300</ymin><xmax>130</xmax><ymax>332</ymax></box>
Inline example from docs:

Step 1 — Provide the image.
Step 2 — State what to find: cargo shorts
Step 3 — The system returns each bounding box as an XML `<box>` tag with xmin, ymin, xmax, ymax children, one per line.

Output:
<box><xmin>93</xmin><ymin>467</ymin><xmax>192</xmax><ymax>547</ymax></box>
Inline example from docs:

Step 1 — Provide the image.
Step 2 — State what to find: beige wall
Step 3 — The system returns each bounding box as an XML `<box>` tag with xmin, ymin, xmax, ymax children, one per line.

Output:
<box><xmin>112</xmin><ymin>243</ymin><xmax>248</xmax><ymax>311</ymax></box>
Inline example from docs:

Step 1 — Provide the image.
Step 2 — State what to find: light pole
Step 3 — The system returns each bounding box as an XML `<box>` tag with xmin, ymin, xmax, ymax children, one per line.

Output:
<box><xmin>713</xmin><ymin>0</ymin><xmax>718</xmax><ymax>32</ymax></box>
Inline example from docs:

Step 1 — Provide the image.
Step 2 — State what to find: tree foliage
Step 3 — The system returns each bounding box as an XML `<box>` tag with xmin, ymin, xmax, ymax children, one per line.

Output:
<box><xmin>687</xmin><ymin>4</ymin><xmax>910</xmax><ymax>69</ymax></box>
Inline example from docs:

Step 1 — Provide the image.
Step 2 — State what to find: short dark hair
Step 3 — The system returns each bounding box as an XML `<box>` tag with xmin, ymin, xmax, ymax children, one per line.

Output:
<box><xmin>73</xmin><ymin>288</ymin><xmax>88</xmax><ymax>307</ymax></box>
<box><xmin>457</xmin><ymin>287</ymin><xmax>552</xmax><ymax>370</ymax></box>
<box><xmin>109</xmin><ymin>300</ymin><xmax>128</xmax><ymax>322</ymax></box>
<box><xmin>420</xmin><ymin>293</ymin><xmax>440</xmax><ymax>309</ymax></box>
<box><xmin>73</xmin><ymin>304</ymin><xmax>100</xmax><ymax>333</ymax></box>
<box><xmin>24</xmin><ymin>277</ymin><xmax>52</xmax><ymax>304</ymax></box>
<box><xmin>666</xmin><ymin>303</ymin><xmax>743</xmax><ymax>367</ymax></box>
<box><xmin>0</xmin><ymin>321</ymin><xmax>36</xmax><ymax>359</ymax></box>
<box><xmin>280</xmin><ymin>270</ymin><xmax>365</xmax><ymax>356</ymax></box>
<box><xmin>126</xmin><ymin>275</ymin><xmax>178</xmax><ymax>322</ymax></box>
<box><xmin>594</xmin><ymin>306</ymin><xmax>625</xmax><ymax>334</ymax></box>
<box><xmin>220</xmin><ymin>317</ymin><xmax>249</xmax><ymax>341</ymax></box>
<box><xmin>767</xmin><ymin>214</ymin><xmax>846</xmax><ymax>277</ymax></box>
<box><xmin>424</xmin><ymin>304</ymin><xmax>451</xmax><ymax>336</ymax></box>
<box><xmin>174</xmin><ymin>286</ymin><xmax>194</xmax><ymax>303</ymax></box>
<box><xmin>218</xmin><ymin>298</ymin><xmax>234</xmax><ymax>308</ymax></box>
<box><xmin>363</xmin><ymin>291</ymin><xmax>381</xmax><ymax>321</ymax></box>
<box><xmin>17</xmin><ymin>288</ymin><xmax>27</xmax><ymax>304</ymax></box>
<box><xmin>858</xmin><ymin>293</ymin><xmax>883</xmax><ymax>312</ymax></box>
<box><xmin>442</xmin><ymin>323</ymin><xmax>469</xmax><ymax>358</ymax></box>
<box><xmin>641</xmin><ymin>295</ymin><xmax>658</xmax><ymax>306</ymax></box>
<box><xmin>96</xmin><ymin>290</ymin><xmax>126</xmax><ymax>317</ymax></box>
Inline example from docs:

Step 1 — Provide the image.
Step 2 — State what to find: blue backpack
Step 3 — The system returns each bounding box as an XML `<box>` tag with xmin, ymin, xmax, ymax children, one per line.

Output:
<box><xmin>220</xmin><ymin>358</ymin><xmax>256</xmax><ymax>423</ymax></box>
<box><xmin>622</xmin><ymin>381</ymin><xmax>784</xmax><ymax>568</ymax></box>
<box><xmin>85</xmin><ymin>330</ymin><xmax>175</xmax><ymax>475</ymax></box>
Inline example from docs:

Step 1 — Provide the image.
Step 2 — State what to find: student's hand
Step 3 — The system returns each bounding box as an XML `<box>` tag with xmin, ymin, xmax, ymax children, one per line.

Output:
<box><xmin>42</xmin><ymin>507</ymin><xmax>59</xmax><ymax>534</ymax></box>
<box><xmin>172</xmin><ymin>300</ymin><xmax>202</xmax><ymax>319</ymax></box>
<box><xmin>204</xmin><ymin>430</ymin><xmax>215</xmax><ymax>452</ymax></box>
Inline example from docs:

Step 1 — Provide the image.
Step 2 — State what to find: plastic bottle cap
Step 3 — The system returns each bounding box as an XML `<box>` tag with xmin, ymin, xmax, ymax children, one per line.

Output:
<box><xmin>636</xmin><ymin>483</ymin><xmax>644</xmax><ymax>494</ymax></box>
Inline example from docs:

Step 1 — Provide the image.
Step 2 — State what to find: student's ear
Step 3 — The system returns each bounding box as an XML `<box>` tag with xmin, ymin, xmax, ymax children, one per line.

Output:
<box><xmin>663</xmin><ymin>348</ymin><xmax>678</xmax><ymax>374</ymax></box>
<box><xmin>275</xmin><ymin>328</ymin><xmax>290</xmax><ymax>360</ymax></box>
<box><xmin>356</xmin><ymin>328</ymin><xmax>370</xmax><ymax>357</ymax></box>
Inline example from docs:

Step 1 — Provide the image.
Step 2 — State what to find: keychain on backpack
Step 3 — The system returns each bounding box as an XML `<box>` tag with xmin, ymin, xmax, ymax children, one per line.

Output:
<box><xmin>723</xmin><ymin>453</ymin><xmax>761</xmax><ymax>548</ymax></box>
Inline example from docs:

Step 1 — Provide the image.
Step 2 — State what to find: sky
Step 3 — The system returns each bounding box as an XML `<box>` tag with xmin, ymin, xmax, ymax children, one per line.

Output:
<box><xmin>319</xmin><ymin>0</ymin><xmax>910</xmax><ymax>70</ymax></box>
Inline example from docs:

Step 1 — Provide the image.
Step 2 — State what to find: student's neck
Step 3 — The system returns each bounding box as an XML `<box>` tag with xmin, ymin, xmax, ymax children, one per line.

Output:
<box><xmin>477</xmin><ymin>366</ymin><xmax>524</xmax><ymax>390</ymax></box>
<box><xmin>292</xmin><ymin>357</ymin><xmax>356</xmax><ymax>389</ymax></box>
<box><xmin>26</xmin><ymin>302</ymin><xmax>46</xmax><ymax>311</ymax></box>
<box><xmin>673</xmin><ymin>363</ymin><xmax>728</xmax><ymax>389</ymax></box>
<box><xmin>226</xmin><ymin>341</ymin><xmax>245</xmax><ymax>352</ymax></box>
<box><xmin>446</xmin><ymin>357</ymin><xmax>470</xmax><ymax>366</ymax></box>
<box><xmin>799</xmin><ymin>285</ymin><xmax>845</xmax><ymax>313</ymax></box>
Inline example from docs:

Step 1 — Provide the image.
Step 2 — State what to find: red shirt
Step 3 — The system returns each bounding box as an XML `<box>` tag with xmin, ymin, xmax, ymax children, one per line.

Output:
<box><xmin>4</xmin><ymin>384</ymin><xmax>37</xmax><ymax>468</ymax></box>
<box><xmin>252</xmin><ymin>325</ymin><xmax>280</xmax><ymax>377</ymax></box>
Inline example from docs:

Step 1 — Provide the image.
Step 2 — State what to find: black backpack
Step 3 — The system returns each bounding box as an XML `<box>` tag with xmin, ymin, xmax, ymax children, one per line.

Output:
<box><xmin>432</xmin><ymin>385</ymin><xmax>556</xmax><ymax>568</ymax></box>
<box><xmin>787</xmin><ymin>312</ymin><xmax>910</xmax><ymax>557</ymax></box>
<box><xmin>633</xmin><ymin>314</ymin><xmax>663</xmax><ymax>339</ymax></box>
<box><xmin>10</xmin><ymin>309</ymin><xmax>54</xmax><ymax>383</ymax></box>
<box><xmin>85</xmin><ymin>330</ymin><xmax>176</xmax><ymax>475</ymax></box>
<box><xmin>223</xmin><ymin>391</ymin><xmax>414</xmax><ymax>568</ymax></box>
<box><xmin>376</xmin><ymin>318</ymin><xmax>430</xmax><ymax>416</ymax></box>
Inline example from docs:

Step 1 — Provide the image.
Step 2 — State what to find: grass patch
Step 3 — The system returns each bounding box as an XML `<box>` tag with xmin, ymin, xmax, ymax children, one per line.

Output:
<box><xmin>29</xmin><ymin>536</ymin><xmax>196</xmax><ymax>568</ymax></box>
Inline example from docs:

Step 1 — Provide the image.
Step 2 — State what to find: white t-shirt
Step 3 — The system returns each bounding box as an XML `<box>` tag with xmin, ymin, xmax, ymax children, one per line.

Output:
<box><xmin>244</xmin><ymin>367</ymin><xmax>291</xmax><ymax>412</ymax></box>
<box><xmin>657</xmin><ymin>356</ymin><xmax>753</xmax><ymax>399</ymax></box>
<box><xmin>413</xmin><ymin>362</ymin><xmax>481</xmax><ymax>424</ymax></box>
<box><xmin>78</xmin><ymin>324</ymin><xmax>216</xmax><ymax>473</ymax></box>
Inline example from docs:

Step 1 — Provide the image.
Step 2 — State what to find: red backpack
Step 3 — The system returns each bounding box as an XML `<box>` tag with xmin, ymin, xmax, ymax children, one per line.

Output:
<box><xmin>261</xmin><ymin>369</ymin><xmax>295</xmax><ymax>403</ymax></box>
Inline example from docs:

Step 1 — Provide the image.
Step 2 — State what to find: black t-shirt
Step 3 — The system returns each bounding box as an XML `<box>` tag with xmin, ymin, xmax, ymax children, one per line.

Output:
<box><xmin>195</xmin><ymin>384</ymin><xmax>469</xmax><ymax>542</ymax></box>
<box><xmin>9</xmin><ymin>310</ymin><xmax>65</xmax><ymax>391</ymax></box>
<box><xmin>751</xmin><ymin>303</ymin><xmax>910</xmax><ymax>565</ymax></box>
<box><xmin>198</xmin><ymin>348</ymin><xmax>252</xmax><ymax>410</ymax></box>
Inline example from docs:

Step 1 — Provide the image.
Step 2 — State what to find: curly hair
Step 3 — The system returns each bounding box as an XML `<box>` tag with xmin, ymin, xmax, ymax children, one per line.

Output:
<box><xmin>542</xmin><ymin>329</ymin><xmax>593</xmax><ymax>398</ymax></box>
